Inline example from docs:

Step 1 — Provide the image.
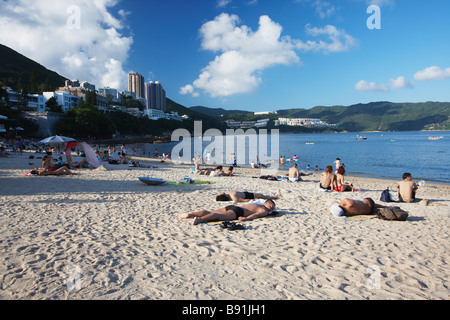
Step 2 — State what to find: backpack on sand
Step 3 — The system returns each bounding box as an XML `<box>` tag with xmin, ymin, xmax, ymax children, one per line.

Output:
<box><xmin>380</xmin><ymin>188</ymin><xmax>398</xmax><ymax>202</ymax></box>
<box><xmin>376</xmin><ymin>206</ymin><xmax>409</xmax><ymax>221</ymax></box>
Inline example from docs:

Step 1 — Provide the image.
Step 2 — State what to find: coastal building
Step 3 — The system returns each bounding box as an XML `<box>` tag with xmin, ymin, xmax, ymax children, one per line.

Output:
<box><xmin>98</xmin><ymin>87</ymin><xmax>118</xmax><ymax>102</ymax></box>
<box><xmin>275</xmin><ymin>118</ymin><xmax>336</xmax><ymax>128</ymax></box>
<box><xmin>225</xmin><ymin>118</ymin><xmax>270</xmax><ymax>129</ymax></box>
<box><xmin>145</xmin><ymin>81</ymin><xmax>166</xmax><ymax>112</ymax></box>
<box><xmin>4</xmin><ymin>89</ymin><xmax>46</xmax><ymax>112</ymax></box>
<box><xmin>43</xmin><ymin>91</ymin><xmax>81</xmax><ymax>113</ymax></box>
<box><xmin>128</xmin><ymin>72</ymin><xmax>145</xmax><ymax>99</ymax></box>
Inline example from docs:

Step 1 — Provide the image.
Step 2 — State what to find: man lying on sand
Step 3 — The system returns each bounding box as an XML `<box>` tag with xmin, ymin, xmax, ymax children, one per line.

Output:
<box><xmin>216</xmin><ymin>191</ymin><xmax>281</xmax><ymax>203</ymax></box>
<box><xmin>330</xmin><ymin>198</ymin><xmax>386</xmax><ymax>217</ymax></box>
<box><xmin>177</xmin><ymin>199</ymin><xmax>276</xmax><ymax>225</ymax></box>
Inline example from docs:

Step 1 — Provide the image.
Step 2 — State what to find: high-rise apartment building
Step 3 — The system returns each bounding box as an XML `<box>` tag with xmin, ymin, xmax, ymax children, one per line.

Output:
<box><xmin>145</xmin><ymin>81</ymin><xmax>166</xmax><ymax>112</ymax></box>
<box><xmin>128</xmin><ymin>72</ymin><xmax>145</xmax><ymax>99</ymax></box>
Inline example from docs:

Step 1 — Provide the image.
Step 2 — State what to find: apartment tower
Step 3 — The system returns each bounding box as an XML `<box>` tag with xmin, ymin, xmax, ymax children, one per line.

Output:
<box><xmin>128</xmin><ymin>72</ymin><xmax>145</xmax><ymax>99</ymax></box>
<box><xmin>145</xmin><ymin>81</ymin><xmax>166</xmax><ymax>112</ymax></box>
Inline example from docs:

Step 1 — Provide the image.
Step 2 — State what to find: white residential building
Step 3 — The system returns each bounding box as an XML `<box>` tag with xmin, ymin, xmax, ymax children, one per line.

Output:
<box><xmin>43</xmin><ymin>91</ymin><xmax>80</xmax><ymax>113</ymax></box>
<box><xmin>4</xmin><ymin>89</ymin><xmax>46</xmax><ymax>112</ymax></box>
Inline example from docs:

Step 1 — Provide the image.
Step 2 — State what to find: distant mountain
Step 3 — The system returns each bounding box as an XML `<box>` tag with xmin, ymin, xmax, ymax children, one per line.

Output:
<box><xmin>166</xmin><ymin>99</ymin><xmax>227</xmax><ymax>131</ymax></box>
<box><xmin>190</xmin><ymin>106</ymin><xmax>251</xmax><ymax>117</ymax></box>
<box><xmin>190</xmin><ymin>101</ymin><xmax>450</xmax><ymax>132</ymax></box>
<box><xmin>277</xmin><ymin>101</ymin><xmax>450</xmax><ymax>131</ymax></box>
<box><xmin>0</xmin><ymin>43</ymin><xmax>67</xmax><ymax>92</ymax></box>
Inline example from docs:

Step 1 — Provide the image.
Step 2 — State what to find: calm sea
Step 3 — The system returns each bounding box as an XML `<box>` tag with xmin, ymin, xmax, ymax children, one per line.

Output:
<box><xmin>122</xmin><ymin>131</ymin><xmax>449</xmax><ymax>185</ymax></box>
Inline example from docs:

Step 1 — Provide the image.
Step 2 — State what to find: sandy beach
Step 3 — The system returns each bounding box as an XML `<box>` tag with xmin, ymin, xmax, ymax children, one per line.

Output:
<box><xmin>0</xmin><ymin>151</ymin><xmax>449</xmax><ymax>300</ymax></box>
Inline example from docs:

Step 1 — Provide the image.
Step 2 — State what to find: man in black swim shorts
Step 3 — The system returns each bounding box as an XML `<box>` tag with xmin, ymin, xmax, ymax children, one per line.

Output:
<box><xmin>177</xmin><ymin>200</ymin><xmax>277</xmax><ymax>225</ymax></box>
<box><xmin>225</xmin><ymin>205</ymin><xmax>245</xmax><ymax>219</ymax></box>
<box><xmin>216</xmin><ymin>190</ymin><xmax>280</xmax><ymax>202</ymax></box>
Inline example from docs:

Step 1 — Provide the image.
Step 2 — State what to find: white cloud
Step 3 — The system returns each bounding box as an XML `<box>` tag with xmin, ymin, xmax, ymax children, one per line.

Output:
<box><xmin>0</xmin><ymin>0</ymin><xmax>133</xmax><ymax>90</ymax></box>
<box><xmin>294</xmin><ymin>0</ymin><xmax>336</xmax><ymax>19</ymax></box>
<box><xmin>182</xmin><ymin>14</ymin><xmax>357</xmax><ymax>98</ymax></box>
<box><xmin>390</xmin><ymin>76</ymin><xmax>413</xmax><ymax>89</ymax></box>
<box><xmin>414</xmin><ymin>66</ymin><xmax>450</xmax><ymax>81</ymax></box>
<box><xmin>355</xmin><ymin>80</ymin><xmax>388</xmax><ymax>92</ymax></box>
<box><xmin>295</xmin><ymin>24</ymin><xmax>358</xmax><ymax>54</ymax></box>
<box><xmin>217</xmin><ymin>0</ymin><xmax>232</xmax><ymax>8</ymax></box>
<box><xmin>355</xmin><ymin>75</ymin><xmax>413</xmax><ymax>92</ymax></box>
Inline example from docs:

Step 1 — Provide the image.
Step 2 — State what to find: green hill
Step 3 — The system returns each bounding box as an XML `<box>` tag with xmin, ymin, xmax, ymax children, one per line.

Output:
<box><xmin>0</xmin><ymin>43</ymin><xmax>67</xmax><ymax>92</ymax></box>
<box><xmin>277</xmin><ymin>101</ymin><xmax>450</xmax><ymax>131</ymax></box>
<box><xmin>190</xmin><ymin>106</ymin><xmax>251</xmax><ymax>117</ymax></box>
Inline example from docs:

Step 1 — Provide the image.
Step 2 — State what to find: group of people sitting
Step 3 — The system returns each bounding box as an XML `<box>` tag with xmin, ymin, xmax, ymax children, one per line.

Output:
<box><xmin>27</xmin><ymin>154</ymin><xmax>79</xmax><ymax>176</ymax></box>
<box><xmin>319</xmin><ymin>165</ymin><xmax>356</xmax><ymax>192</ymax></box>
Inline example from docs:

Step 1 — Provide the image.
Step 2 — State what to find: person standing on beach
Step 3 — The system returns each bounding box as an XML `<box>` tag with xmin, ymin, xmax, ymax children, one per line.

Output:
<box><xmin>334</xmin><ymin>158</ymin><xmax>341</xmax><ymax>172</ymax></box>
<box><xmin>397</xmin><ymin>172</ymin><xmax>419</xmax><ymax>203</ymax></box>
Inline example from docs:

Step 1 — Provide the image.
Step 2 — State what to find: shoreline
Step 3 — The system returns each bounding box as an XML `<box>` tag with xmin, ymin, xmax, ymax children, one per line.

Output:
<box><xmin>0</xmin><ymin>152</ymin><xmax>449</xmax><ymax>300</ymax></box>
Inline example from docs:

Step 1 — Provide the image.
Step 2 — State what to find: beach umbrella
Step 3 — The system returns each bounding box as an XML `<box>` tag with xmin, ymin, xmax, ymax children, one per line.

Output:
<box><xmin>39</xmin><ymin>135</ymin><xmax>75</xmax><ymax>144</ymax></box>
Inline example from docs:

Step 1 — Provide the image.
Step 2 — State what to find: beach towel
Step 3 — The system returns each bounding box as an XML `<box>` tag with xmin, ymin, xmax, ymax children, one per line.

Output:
<box><xmin>167</xmin><ymin>180</ymin><xmax>214</xmax><ymax>185</ymax></box>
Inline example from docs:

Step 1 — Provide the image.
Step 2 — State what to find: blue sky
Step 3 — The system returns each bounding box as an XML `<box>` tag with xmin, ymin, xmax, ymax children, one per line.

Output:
<box><xmin>0</xmin><ymin>0</ymin><xmax>449</xmax><ymax>112</ymax></box>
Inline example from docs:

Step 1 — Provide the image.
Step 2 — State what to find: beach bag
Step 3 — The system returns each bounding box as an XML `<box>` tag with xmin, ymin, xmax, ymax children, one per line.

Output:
<box><xmin>376</xmin><ymin>206</ymin><xmax>408</xmax><ymax>221</ymax></box>
<box><xmin>380</xmin><ymin>188</ymin><xmax>398</xmax><ymax>202</ymax></box>
<box><xmin>380</xmin><ymin>188</ymin><xmax>391</xmax><ymax>202</ymax></box>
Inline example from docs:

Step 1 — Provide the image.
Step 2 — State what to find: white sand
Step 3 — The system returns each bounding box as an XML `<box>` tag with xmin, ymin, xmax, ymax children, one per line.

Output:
<box><xmin>0</xmin><ymin>152</ymin><xmax>449</xmax><ymax>300</ymax></box>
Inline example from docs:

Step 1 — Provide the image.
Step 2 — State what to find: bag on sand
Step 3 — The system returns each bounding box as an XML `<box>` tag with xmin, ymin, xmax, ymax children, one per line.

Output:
<box><xmin>380</xmin><ymin>188</ymin><xmax>398</xmax><ymax>202</ymax></box>
<box><xmin>376</xmin><ymin>206</ymin><xmax>408</xmax><ymax>221</ymax></box>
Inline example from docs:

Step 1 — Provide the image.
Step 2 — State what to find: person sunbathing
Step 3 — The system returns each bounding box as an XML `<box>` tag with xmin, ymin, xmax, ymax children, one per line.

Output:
<box><xmin>177</xmin><ymin>200</ymin><xmax>276</xmax><ymax>225</ymax></box>
<box><xmin>30</xmin><ymin>166</ymin><xmax>79</xmax><ymax>176</ymax></box>
<box><xmin>330</xmin><ymin>198</ymin><xmax>385</xmax><ymax>217</ymax></box>
<box><xmin>129</xmin><ymin>161</ymin><xmax>158</xmax><ymax>168</ymax></box>
<box><xmin>216</xmin><ymin>191</ymin><xmax>281</xmax><ymax>203</ymax></box>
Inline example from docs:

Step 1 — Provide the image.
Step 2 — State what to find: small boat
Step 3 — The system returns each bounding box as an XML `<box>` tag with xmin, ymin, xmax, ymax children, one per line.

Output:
<box><xmin>356</xmin><ymin>135</ymin><xmax>367</xmax><ymax>140</ymax></box>
<box><xmin>305</xmin><ymin>142</ymin><xmax>315</xmax><ymax>145</ymax></box>
<box><xmin>428</xmin><ymin>136</ymin><xmax>443</xmax><ymax>140</ymax></box>
<box><xmin>138</xmin><ymin>177</ymin><xmax>166</xmax><ymax>185</ymax></box>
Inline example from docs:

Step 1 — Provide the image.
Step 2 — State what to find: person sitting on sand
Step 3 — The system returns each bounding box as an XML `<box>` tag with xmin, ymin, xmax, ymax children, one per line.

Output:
<box><xmin>320</xmin><ymin>165</ymin><xmax>335</xmax><ymax>190</ymax></box>
<box><xmin>177</xmin><ymin>199</ymin><xmax>277</xmax><ymax>225</ymax></box>
<box><xmin>216</xmin><ymin>191</ymin><xmax>281</xmax><ymax>203</ymax></box>
<box><xmin>330</xmin><ymin>198</ymin><xmax>386</xmax><ymax>217</ymax></box>
<box><xmin>334</xmin><ymin>166</ymin><xmax>355</xmax><ymax>192</ymax></box>
<box><xmin>396</xmin><ymin>172</ymin><xmax>419</xmax><ymax>203</ymax></box>
<box><xmin>288</xmin><ymin>163</ymin><xmax>301</xmax><ymax>182</ymax></box>
<box><xmin>0</xmin><ymin>146</ymin><xmax>8</xmax><ymax>157</ymax></box>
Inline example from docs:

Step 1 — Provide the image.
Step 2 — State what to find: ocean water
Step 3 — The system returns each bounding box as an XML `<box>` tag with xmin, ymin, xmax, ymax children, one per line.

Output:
<box><xmin>127</xmin><ymin>131</ymin><xmax>449</xmax><ymax>184</ymax></box>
